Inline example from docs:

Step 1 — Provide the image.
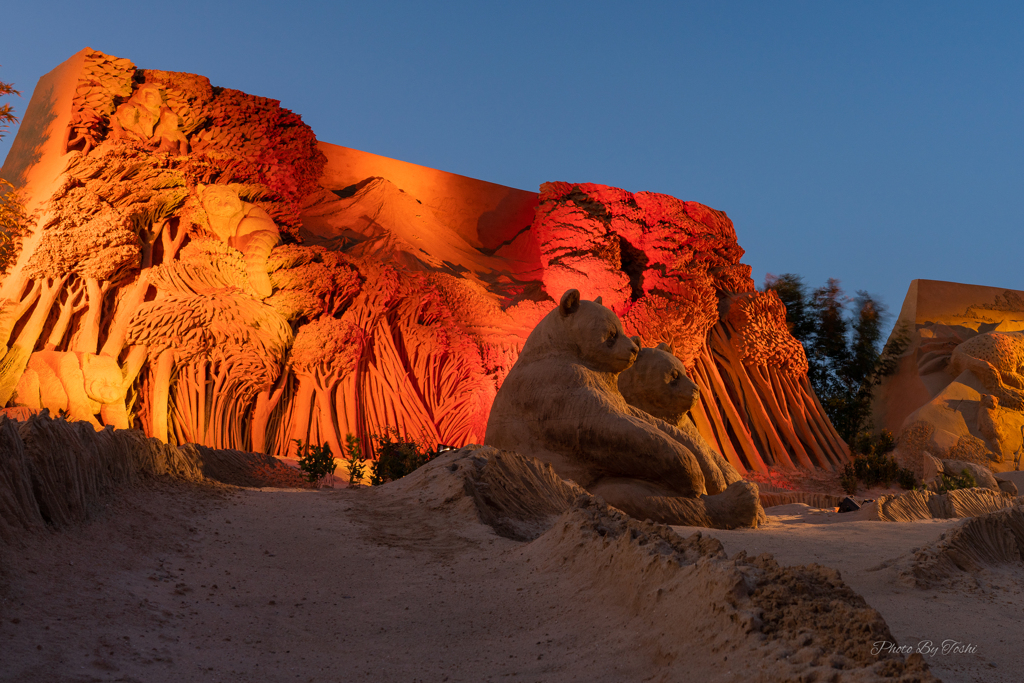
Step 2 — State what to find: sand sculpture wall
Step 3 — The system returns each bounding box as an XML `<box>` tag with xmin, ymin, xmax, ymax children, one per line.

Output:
<box><xmin>0</xmin><ymin>49</ymin><xmax>848</xmax><ymax>471</ymax></box>
<box><xmin>874</xmin><ymin>279</ymin><xmax>1024</xmax><ymax>476</ymax></box>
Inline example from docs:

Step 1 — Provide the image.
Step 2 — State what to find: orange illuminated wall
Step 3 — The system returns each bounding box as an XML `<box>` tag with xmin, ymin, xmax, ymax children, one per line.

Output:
<box><xmin>316</xmin><ymin>143</ymin><xmax>539</xmax><ymax>251</ymax></box>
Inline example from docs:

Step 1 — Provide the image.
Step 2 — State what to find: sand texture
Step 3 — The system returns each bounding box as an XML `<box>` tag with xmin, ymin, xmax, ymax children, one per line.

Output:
<box><xmin>677</xmin><ymin>504</ymin><xmax>1024</xmax><ymax>683</ymax></box>
<box><xmin>0</xmin><ymin>445</ymin><xmax>972</xmax><ymax>682</ymax></box>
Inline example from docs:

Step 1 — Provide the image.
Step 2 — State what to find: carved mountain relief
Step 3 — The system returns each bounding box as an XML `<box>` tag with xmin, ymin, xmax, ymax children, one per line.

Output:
<box><xmin>0</xmin><ymin>49</ymin><xmax>848</xmax><ymax>470</ymax></box>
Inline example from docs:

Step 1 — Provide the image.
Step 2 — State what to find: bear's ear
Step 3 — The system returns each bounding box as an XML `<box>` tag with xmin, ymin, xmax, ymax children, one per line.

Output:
<box><xmin>630</xmin><ymin>336</ymin><xmax>641</xmax><ymax>347</ymax></box>
<box><xmin>594</xmin><ymin>296</ymin><xmax>603</xmax><ymax>305</ymax></box>
<box><xmin>559</xmin><ymin>289</ymin><xmax>581</xmax><ymax>317</ymax></box>
<box><xmin>656</xmin><ymin>342</ymin><xmax>675</xmax><ymax>354</ymax></box>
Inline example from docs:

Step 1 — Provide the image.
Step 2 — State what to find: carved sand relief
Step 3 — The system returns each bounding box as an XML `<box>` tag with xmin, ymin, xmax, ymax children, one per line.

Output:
<box><xmin>0</xmin><ymin>49</ymin><xmax>848</xmax><ymax>476</ymax></box>
<box><xmin>874</xmin><ymin>281</ymin><xmax>1024</xmax><ymax>478</ymax></box>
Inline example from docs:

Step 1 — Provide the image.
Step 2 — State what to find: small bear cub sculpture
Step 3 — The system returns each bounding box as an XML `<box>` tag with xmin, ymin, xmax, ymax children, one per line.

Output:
<box><xmin>485</xmin><ymin>289</ymin><xmax>761</xmax><ymax>529</ymax></box>
<box><xmin>618</xmin><ymin>341</ymin><xmax>744</xmax><ymax>493</ymax></box>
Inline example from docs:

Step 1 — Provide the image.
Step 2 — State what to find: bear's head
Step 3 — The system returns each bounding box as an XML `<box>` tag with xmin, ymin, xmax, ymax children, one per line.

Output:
<box><xmin>617</xmin><ymin>342</ymin><xmax>699</xmax><ymax>424</ymax></box>
<box><xmin>521</xmin><ymin>289</ymin><xmax>638</xmax><ymax>373</ymax></box>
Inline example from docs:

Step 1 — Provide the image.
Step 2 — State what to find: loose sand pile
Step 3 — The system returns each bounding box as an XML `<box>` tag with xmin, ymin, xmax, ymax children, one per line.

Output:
<box><xmin>884</xmin><ymin>506</ymin><xmax>1024</xmax><ymax>588</ymax></box>
<box><xmin>677</xmin><ymin>503</ymin><xmax>1024</xmax><ymax>683</ymax></box>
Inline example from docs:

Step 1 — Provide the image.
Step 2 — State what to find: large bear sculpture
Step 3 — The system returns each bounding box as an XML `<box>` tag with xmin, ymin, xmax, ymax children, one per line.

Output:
<box><xmin>485</xmin><ymin>290</ymin><xmax>762</xmax><ymax>529</ymax></box>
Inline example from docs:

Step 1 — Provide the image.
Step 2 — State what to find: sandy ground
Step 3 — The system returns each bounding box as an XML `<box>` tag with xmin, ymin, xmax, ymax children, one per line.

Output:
<box><xmin>1</xmin><ymin>476</ymin><xmax>1022</xmax><ymax>682</ymax></box>
<box><xmin>0</xmin><ymin>479</ymin><xmax>689</xmax><ymax>682</ymax></box>
<box><xmin>676</xmin><ymin>506</ymin><xmax>1024</xmax><ymax>683</ymax></box>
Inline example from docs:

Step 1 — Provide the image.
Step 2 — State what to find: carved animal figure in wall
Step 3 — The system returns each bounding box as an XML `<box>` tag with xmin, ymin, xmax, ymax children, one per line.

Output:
<box><xmin>200</xmin><ymin>185</ymin><xmax>282</xmax><ymax>299</ymax></box>
<box><xmin>485</xmin><ymin>289</ymin><xmax>761</xmax><ymax>529</ymax></box>
<box><xmin>976</xmin><ymin>394</ymin><xmax>1010</xmax><ymax>461</ymax></box>
<box><xmin>111</xmin><ymin>83</ymin><xmax>188</xmax><ymax>154</ymax></box>
<box><xmin>13</xmin><ymin>351</ymin><xmax>133</xmax><ymax>429</ymax></box>
<box><xmin>949</xmin><ymin>331</ymin><xmax>1024</xmax><ymax>410</ymax></box>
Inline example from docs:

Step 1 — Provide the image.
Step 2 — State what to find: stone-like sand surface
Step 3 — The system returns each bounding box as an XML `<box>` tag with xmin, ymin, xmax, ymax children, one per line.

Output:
<box><xmin>1</xmin><ymin>478</ymin><xmax>1020</xmax><ymax>682</ymax></box>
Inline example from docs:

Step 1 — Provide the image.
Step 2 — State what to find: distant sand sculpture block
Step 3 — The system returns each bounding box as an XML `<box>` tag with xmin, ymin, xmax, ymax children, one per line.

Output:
<box><xmin>0</xmin><ymin>48</ymin><xmax>847</xmax><ymax>475</ymax></box>
<box><xmin>873</xmin><ymin>279</ymin><xmax>1024</xmax><ymax>477</ymax></box>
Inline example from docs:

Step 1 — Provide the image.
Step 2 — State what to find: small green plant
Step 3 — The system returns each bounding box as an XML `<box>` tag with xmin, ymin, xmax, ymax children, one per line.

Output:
<box><xmin>343</xmin><ymin>433</ymin><xmax>366</xmax><ymax>487</ymax></box>
<box><xmin>844</xmin><ymin>430</ymin><xmax>916</xmax><ymax>491</ymax></box>
<box><xmin>840</xmin><ymin>464</ymin><xmax>859</xmax><ymax>495</ymax></box>
<box><xmin>369</xmin><ymin>429</ymin><xmax>433</xmax><ymax>486</ymax></box>
<box><xmin>896</xmin><ymin>467</ymin><xmax>917</xmax><ymax>490</ymax></box>
<box><xmin>295</xmin><ymin>440</ymin><xmax>337</xmax><ymax>488</ymax></box>
<box><xmin>937</xmin><ymin>468</ymin><xmax>976</xmax><ymax>493</ymax></box>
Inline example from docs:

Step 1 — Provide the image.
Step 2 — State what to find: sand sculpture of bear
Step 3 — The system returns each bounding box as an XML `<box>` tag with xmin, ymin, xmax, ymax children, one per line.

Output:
<box><xmin>485</xmin><ymin>290</ymin><xmax>761</xmax><ymax>529</ymax></box>
<box><xmin>13</xmin><ymin>351</ymin><xmax>132</xmax><ymax>429</ymax></box>
<box><xmin>618</xmin><ymin>342</ymin><xmax>744</xmax><ymax>490</ymax></box>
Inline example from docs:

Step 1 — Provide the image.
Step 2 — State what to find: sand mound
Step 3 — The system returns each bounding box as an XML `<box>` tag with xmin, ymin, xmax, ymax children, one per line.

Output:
<box><xmin>863</xmin><ymin>487</ymin><xmax>1023</xmax><ymax>522</ymax></box>
<box><xmin>384</xmin><ymin>445</ymin><xmax>584</xmax><ymax>540</ymax></box>
<box><xmin>523</xmin><ymin>498</ymin><xmax>935</xmax><ymax>681</ymax></box>
<box><xmin>760</xmin><ymin>491</ymin><xmax>842</xmax><ymax>509</ymax></box>
<box><xmin>0</xmin><ymin>412</ymin><xmax>308</xmax><ymax>544</ymax></box>
<box><xmin>392</xmin><ymin>446</ymin><xmax>937</xmax><ymax>680</ymax></box>
<box><xmin>887</xmin><ymin>505</ymin><xmax>1024</xmax><ymax>588</ymax></box>
<box><xmin>182</xmin><ymin>445</ymin><xmax>310</xmax><ymax>489</ymax></box>
<box><xmin>0</xmin><ymin>413</ymin><xmax>201</xmax><ymax>542</ymax></box>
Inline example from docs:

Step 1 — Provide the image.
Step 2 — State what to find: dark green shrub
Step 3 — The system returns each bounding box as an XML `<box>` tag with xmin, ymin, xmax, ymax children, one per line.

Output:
<box><xmin>840</xmin><ymin>464</ymin><xmax>858</xmax><ymax>495</ymax></box>
<box><xmin>850</xmin><ymin>430</ymin><xmax>898</xmax><ymax>487</ymax></box>
<box><xmin>295</xmin><ymin>440</ymin><xmax>337</xmax><ymax>487</ymax></box>
<box><xmin>896</xmin><ymin>467</ymin><xmax>917</xmax><ymax>490</ymax></box>
<box><xmin>369</xmin><ymin>429</ymin><xmax>433</xmax><ymax>485</ymax></box>
<box><xmin>343</xmin><ymin>434</ymin><xmax>366</xmax><ymax>487</ymax></box>
<box><xmin>938</xmin><ymin>468</ymin><xmax>976</xmax><ymax>493</ymax></box>
<box><xmin>844</xmin><ymin>430</ymin><xmax>915</xmax><ymax>490</ymax></box>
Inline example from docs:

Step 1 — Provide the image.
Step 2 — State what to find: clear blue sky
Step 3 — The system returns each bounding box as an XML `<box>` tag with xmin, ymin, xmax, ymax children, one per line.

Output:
<box><xmin>2</xmin><ymin>1</ymin><xmax>1022</xmax><ymax>336</ymax></box>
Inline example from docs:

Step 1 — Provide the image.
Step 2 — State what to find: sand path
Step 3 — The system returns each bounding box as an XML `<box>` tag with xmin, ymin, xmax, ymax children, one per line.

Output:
<box><xmin>2</xmin><ymin>480</ymin><xmax>671</xmax><ymax>682</ymax></box>
<box><xmin>2</xmin><ymin>480</ymin><xmax>1022</xmax><ymax>682</ymax></box>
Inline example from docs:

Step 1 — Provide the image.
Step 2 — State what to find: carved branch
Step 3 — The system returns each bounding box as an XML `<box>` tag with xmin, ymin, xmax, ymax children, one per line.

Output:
<box><xmin>0</xmin><ymin>275</ymin><xmax>68</xmax><ymax>406</ymax></box>
<box><xmin>45</xmin><ymin>277</ymin><xmax>87</xmax><ymax>350</ymax></box>
<box><xmin>160</xmin><ymin>219</ymin><xmax>188</xmax><ymax>265</ymax></box>
<box><xmin>74</xmin><ymin>277</ymin><xmax>106</xmax><ymax>355</ymax></box>
<box><xmin>0</xmin><ymin>280</ymin><xmax>42</xmax><ymax>351</ymax></box>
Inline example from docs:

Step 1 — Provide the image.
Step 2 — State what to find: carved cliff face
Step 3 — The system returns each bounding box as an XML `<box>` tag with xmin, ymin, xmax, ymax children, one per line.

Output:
<box><xmin>875</xmin><ymin>285</ymin><xmax>1024</xmax><ymax>475</ymax></box>
<box><xmin>0</xmin><ymin>49</ymin><xmax>845</xmax><ymax>472</ymax></box>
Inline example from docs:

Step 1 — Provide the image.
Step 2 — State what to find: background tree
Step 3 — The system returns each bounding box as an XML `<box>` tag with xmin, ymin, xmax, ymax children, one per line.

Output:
<box><xmin>763</xmin><ymin>274</ymin><xmax>908</xmax><ymax>443</ymax></box>
<box><xmin>0</xmin><ymin>69</ymin><xmax>24</xmax><ymax>273</ymax></box>
<box><xmin>0</xmin><ymin>67</ymin><xmax>17</xmax><ymax>140</ymax></box>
